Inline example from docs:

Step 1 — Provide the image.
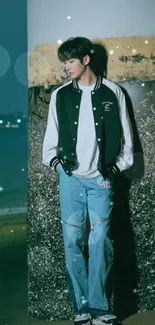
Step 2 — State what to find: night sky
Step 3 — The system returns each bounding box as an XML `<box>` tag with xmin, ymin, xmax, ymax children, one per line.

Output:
<box><xmin>0</xmin><ymin>0</ymin><xmax>28</xmax><ymax>115</ymax></box>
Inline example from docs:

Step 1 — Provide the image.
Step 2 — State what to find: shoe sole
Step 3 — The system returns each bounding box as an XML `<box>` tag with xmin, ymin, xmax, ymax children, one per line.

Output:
<box><xmin>74</xmin><ymin>321</ymin><xmax>91</xmax><ymax>325</ymax></box>
<box><xmin>92</xmin><ymin>320</ymin><xmax>111</xmax><ymax>325</ymax></box>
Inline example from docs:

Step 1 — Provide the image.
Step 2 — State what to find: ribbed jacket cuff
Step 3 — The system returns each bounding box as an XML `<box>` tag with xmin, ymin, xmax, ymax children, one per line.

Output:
<box><xmin>111</xmin><ymin>163</ymin><xmax>121</xmax><ymax>175</ymax></box>
<box><xmin>50</xmin><ymin>156</ymin><xmax>60</xmax><ymax>172</ymax></box>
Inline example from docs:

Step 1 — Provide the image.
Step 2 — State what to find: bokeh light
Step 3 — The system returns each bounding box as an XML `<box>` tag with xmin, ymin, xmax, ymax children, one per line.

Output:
<box><xmin>0</xmin><ymin>45</ymin><xmax>11</xmax><ymax>77</ymax></box>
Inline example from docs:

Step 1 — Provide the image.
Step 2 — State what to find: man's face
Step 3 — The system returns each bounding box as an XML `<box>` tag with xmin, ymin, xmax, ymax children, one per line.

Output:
<box><xmin>64</xmin><ymin>57</ymin><xmax>88</xmax><ymax>79</ymax></box>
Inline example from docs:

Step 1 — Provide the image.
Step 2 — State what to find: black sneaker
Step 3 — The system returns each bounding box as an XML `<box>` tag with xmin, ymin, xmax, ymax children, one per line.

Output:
<box><xmin>74</xmin><ymin>313</ymin><xmax>92</xmax><ymax>325</ymax></box>
<box><xmin>92</xmin><ymin>314</ymin><xmax>120</xmax><ymax>325</ymax></box>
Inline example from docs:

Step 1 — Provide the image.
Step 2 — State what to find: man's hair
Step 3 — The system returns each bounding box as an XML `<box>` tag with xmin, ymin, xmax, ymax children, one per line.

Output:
<box><xmin>58</xmin><ymin>37</ymin><xmax>95</xmax><ymax>66</ymax></box>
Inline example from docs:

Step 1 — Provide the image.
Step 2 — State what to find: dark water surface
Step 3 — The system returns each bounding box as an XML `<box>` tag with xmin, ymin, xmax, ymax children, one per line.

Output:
<box><xmin>0</xmin><ymin>128</ymin><xmax>27</xmax><ymax>214</ymax></box>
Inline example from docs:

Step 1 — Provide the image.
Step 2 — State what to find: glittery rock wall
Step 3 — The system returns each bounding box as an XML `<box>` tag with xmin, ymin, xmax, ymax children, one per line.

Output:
<box><xmin>28</xmin><ymin>37</ymin><xmax>155</xmax><ymax>322</ymax></box>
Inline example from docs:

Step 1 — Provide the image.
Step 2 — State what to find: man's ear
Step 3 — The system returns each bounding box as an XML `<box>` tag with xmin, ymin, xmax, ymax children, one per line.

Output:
<box><xmin>83</xmin><ymin>55</ymin><xmax>90</xmax><ymax>66</ymax></box>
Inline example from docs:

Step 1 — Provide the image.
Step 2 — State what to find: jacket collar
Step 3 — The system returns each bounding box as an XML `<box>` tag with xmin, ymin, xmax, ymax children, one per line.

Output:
<box><xmin>72</xmin><ymin>75</ymin><xmax>102</xmax><ymax>90</ymax></box>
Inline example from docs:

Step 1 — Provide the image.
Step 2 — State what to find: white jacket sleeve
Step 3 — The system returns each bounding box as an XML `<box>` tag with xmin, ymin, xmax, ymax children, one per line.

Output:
<box><xmin>116</xmin><ymin>87</ymin><xmax>134</xmax><ymax>172</ymax></box>
<box><xmin>42</xmin><ymin>91</ymin><xmax>59</xmax><ymax>169</ymax></box>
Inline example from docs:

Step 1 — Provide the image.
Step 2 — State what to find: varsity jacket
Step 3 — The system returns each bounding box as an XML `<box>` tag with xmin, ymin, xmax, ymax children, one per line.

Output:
<box><xmin>42</xmin><ymin>75</ymin><xmax>133</xmax><ymax>176</ymax></box>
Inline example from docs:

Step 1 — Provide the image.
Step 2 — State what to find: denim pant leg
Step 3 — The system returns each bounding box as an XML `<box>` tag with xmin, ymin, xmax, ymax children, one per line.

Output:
<box><xmin>86</xmin><ymin>173</ymin><xmax>114</xmax><ymax>315</ymax></box>
<box><xmin>58</xmin><ymin>165</ymin><xmax>89</xmax><ymax>313</ymax></box>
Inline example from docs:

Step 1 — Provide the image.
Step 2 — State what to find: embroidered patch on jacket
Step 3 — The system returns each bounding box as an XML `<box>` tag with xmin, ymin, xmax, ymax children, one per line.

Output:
<box><xmin>102</xmin><ymin>101</ymin><xmax>113</xmax><ymax>111</ymax></box>
<box><xmin>97</xmin><ymin>177</ymin><xmax>111</xmax><ymax>188</ymax></box>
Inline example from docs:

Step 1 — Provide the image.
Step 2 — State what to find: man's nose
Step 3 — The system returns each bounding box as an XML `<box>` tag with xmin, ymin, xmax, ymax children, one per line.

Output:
<box><xmin>65</xmin><ymin>63</ymin><xmax>71</xmax><ymax>71</ymax></box>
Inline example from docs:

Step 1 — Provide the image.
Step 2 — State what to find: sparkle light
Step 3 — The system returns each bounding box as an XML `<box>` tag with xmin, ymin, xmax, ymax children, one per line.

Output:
<box><xmin>0</xmin><ymin>45</ymin><xmax>11</xmax><ymax>78</ymax></box>
<box><xmin>5</xmin><ymin>122</ymin><xmax>10</xmax><ymax>128</ymax></box>
<box><xmin>145</xmin><ymin>40</ymin><xmax>148</xmax><ymax>44</ymax></box>
<box><xmin>0</xmin><ymin>186</ymin><xmax>3</xmax><ymax>192</ymax></box>
<box><xmin>10</xmin><ymin>230</ymin><xmax>14</xmax><ymax>233</ymax></box>
<box><xmin>17</xmin><ymin>119</ymin><xmax>21</xmax><ymax>123</ymax></box>
<box><xmin>82</xmin><ymin>298</ymin><xmax>87</xmax><ymax>304</ymax></box>
<box><xmin>44</xmin><ymin>83</ymin><xmax>49</xmax><ymax>90</ymax></box>
<box><xmin>0</xmin><ymin>120</ymin><xmax>3</xmax><ymax>124</ymax></box>
<box><xmin>109</xmin><ymin>50</ymin><xmax>114</xmax><ymax>55</ymax></box>
<box><xmin>142</xmin><ymin>83</ymin><xmax>145</xmax><ymax>87</ymax></box>
<box><xmin>132</xmin><ymin>49</ymin><xmax>136</xmax><ymax>54</ymax></box>
<box><xmin>11</xmin><ymin>124</ymin><xmax>19</xmax><ymax>128</ymax></box>
<box><xmin>116</xmin><ymin>46</ymin><xmax>119</xmax><ymax>49</ymax></box>
<box><xmin>67</xmin><ymin>16</ymin><xmax>71</xmax><ymax>20</ymax></box>
<box><xmin>22</xmin><ymin>168</ymin><xmax>25</xmax><ymax>172</ymax></box>
<box><xmin>57</xmin><ymin>40</ymin><xmax>62</xmax><ymax>45</ymax></box>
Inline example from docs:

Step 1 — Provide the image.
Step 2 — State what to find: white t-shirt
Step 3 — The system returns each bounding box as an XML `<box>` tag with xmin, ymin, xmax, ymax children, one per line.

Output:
<box><xmin>72</xmin><ymin>83</ymin><xmax>100</xmax><ymax>178</ymax></box>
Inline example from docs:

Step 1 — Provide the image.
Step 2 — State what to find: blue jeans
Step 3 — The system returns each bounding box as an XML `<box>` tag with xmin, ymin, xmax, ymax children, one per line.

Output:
<box><xmin>58</xmin><ymin>164</ymin><xmax>114</xmax><ymax>316</ymax></box>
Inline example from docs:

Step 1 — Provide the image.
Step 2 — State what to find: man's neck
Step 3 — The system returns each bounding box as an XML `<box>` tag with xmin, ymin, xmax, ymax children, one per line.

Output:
<box><xmin>77</xmin><ymin>70</ymin><xmax>97</xmax><ymax>87</ymax></box>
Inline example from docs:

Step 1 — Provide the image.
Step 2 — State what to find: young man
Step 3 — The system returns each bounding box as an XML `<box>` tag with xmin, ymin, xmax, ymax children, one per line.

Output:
<box><xmin>42</xmin><ymin>37</ymin><xmax>133</xmax><ymax>325</ymax></box>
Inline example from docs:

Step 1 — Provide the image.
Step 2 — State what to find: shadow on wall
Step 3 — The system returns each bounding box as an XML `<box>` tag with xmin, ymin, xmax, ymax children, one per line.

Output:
<box><xmin>91</xmin><ymin>43</ymin><xmax>108</xmax><ymax>78</ymax></box>
<box><xmin>111</xmin><ymin>174</ymin><xmax>138</xmax><ymax>321</ymax></box>
<box><xmin>111</xmin><ymin>87</ymin><xmax>144</xmax><ymax>321</ymax></box>
<box><xmin>89</xmin><ymin>42</ymin><xmax>144</xmax><ymax>321</ymax></box>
